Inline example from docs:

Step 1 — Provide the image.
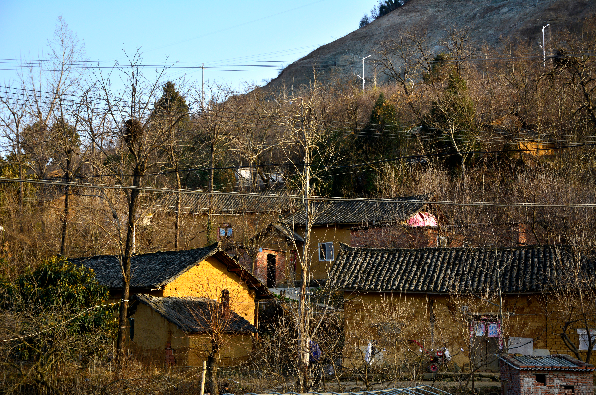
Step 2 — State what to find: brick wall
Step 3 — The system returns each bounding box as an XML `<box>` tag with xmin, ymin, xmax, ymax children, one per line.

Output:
<box><xmin>501</xmin><ymin>361</ymin><xmax>594</xmax><ymax>395</ymax></box>
<box><xmin>254</xmin><ymin>249</ymin><xmax>292</xmax><ymax>287</ymax></box>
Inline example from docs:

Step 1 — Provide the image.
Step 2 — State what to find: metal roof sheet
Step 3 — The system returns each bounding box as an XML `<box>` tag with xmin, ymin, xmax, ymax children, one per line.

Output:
<box><xmin>248</xmin><ymin>385</ymin><xmax>451</xmax><ymax>395</ymax></box>
<box><xmin>500</xmin><ymin>354</ymin><xmax>595</xmax><ymax>371</ymax></box>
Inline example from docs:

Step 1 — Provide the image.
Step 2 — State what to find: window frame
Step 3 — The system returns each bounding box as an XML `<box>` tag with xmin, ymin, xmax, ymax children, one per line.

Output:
<box><xmin>318</xmin><ymin>242</ymin><xmax>334</xmax><ymax>261</ymax></box>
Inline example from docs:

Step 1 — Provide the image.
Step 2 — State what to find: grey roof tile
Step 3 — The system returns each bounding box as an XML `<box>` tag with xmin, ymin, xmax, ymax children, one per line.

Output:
<box><xmin>153</xmin><ymin>192</ymin><xmax>294</xmax><ymax>214</ymax></box>
<box><xmin>134</xmin><ymin>294</ymin><xmax>256</xmax><ymax>334</ymax></box>
<box><xmin>285</xmin><ymin>196</ymin><xmax>426</xmax><ymax>226</ymax></box>
<box><xmin>329</xmin><ymin>244</ymin><xmax>595</xmax><ymax>294</ymax></box>
<box><xmin>70</xmin><ymin>244</ymin><xmax>272</xmax><ymax>299</ymax></box>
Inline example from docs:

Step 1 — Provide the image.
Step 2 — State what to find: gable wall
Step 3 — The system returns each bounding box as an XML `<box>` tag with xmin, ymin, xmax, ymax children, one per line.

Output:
<box><xmin>162</xmin><ymin>256</ymin><xmax>256</xmax><ymax>324</ymax></box>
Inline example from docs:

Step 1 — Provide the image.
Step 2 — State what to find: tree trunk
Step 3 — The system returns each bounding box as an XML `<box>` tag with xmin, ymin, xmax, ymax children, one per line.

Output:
<box><xmin>174</xmin><ymin>166</ymin><xmax>181</xmax><ymax>250</ymax></box>
<box><xmin>298</xmin><ymin>112</ymin><xmax>311</xmax><ymax>392</ymax></box>
<box><xmin>115</xmin><ymin>165</ymin><xmax>142</xmax><ymax>369</ymax></box>
<box><xmin>207</xmin><ymin>140</ymin><xmax>215</xmax><ymax>244</ymax></box>
<box><xmin>206</xmin><ymin>343</ymin><xmax>219</xmax><ymax>395</ymax></box>
<box><xmin>60</xmin><ymin>155</ymin><xmax>71</xmax><ymax>256</ymax></box>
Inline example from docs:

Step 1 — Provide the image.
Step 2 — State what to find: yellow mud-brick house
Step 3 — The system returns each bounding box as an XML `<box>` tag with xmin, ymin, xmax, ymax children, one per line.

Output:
<box><xmin>328</xmin><ymin>244</ymin><xmax>596</xmax><ymax>372</ymax></box>
<box><xmin>281</xmin><ymin>196</ymin><xmax>429</xmax><ymax>284</ymax></box>
<box><xmin>130</xmin><ymin>294</ymin><xmax>256</xmax><ymax>366</ymax></box>
<box><xmin>73</xmin><ymin>243</ymin><xmax>272</xmax><ymax>366</ymax></box>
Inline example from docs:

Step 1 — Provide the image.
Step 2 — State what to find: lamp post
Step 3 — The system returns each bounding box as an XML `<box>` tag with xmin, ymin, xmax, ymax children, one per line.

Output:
<box><xmin>357</xmin><ymin>55</ymin><xmax>372</xmax><ymax>91</ymax></box>
<box><xmin>542</xmin><ymin>23</ymin><xmax>550</xmax><ymax>68</ymax></box>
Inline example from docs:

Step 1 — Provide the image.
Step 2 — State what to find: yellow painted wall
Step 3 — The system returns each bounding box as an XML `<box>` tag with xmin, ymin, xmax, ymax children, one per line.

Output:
<box><xmin>162</xmin><ymin>256</ymin><xmax>256</xmax><ymax>325</ymax></box>
<box><xmin>342</xmin><ymin>292</ymin><xmax>596</xmax><ymax>369</ymax></box>
<box><xmin>294</xmin><ymin>225</ymin><xmax>351</xmax><ymax>281</ymax></box>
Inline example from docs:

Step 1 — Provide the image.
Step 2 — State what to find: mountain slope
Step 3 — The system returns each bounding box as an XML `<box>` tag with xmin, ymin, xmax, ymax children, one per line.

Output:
<box><xmin>266</xmin><ymin>0</ymin><xmax>596</xmax><ymax>91</ymax></box>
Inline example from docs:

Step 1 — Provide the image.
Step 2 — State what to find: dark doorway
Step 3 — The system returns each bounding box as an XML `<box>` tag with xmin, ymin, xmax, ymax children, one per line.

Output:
<box><xmin>470</xmin><ymin>317</ymin><xmax>501</xmax><ymax>372</ymax></box>
<box><xmin>267</xmin><ymin>254</ymin><xmax>276</xmax><ymax>288</ymax></box>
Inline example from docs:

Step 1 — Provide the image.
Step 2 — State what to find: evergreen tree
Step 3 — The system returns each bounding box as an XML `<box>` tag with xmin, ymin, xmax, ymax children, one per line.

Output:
<box><xmin>425</xmin><ymin>71</ymin><xmax>478</xmax><ymax>175</ymax></box>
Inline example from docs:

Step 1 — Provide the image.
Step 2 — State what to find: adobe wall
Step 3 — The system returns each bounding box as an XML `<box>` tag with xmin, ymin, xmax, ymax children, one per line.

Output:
<box><xmin>344</xmin><ymin>292</ymin><xmax>596</xmax><ymax>370</ymax></box>
<box><xmin>342</xmin><ymin>292</ymin><xmax>596</xmax><ymax>370</ymax></box>
<box><xmin>295</xmin><ymin>225</ymin><xmax>351</xmax><ymax>281</ymax></box>
<box><xmin>145</xmin><ymin>212</ymin><xmax>278</xmax><ymax>252</ymax></box>
<box><xmin>162</xmin><ymin>256</ymin><xmax>256</xmax><ymax>325</ymax></box>
<box><xmin>187</xmin><ymin>334</ymin><xmax>253</xmax><ymax>367</ymax></box>
<box><xmin>130</xmin><ymin>302</ymin><xmax>190</xmax><ymax>366</ymax></box>
<box><xmin>131</xmin><ymin>303</ymin><xmax>253</xmax><ymax>367</ymax></box>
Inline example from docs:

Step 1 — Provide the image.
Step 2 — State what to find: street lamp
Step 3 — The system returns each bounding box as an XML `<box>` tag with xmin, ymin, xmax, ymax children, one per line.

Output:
<box><xmin>542</xmin><ymin>23</ymin><xmax>550</xmax><ymax>68</ymax></box>
<box><xmin>356</xmin><ymin>55</ymin><xmax>372</xmax><ymax>91</ymax></box>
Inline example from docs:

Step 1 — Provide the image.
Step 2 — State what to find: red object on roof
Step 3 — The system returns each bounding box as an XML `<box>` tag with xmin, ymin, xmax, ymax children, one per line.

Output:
<box><xmin>406</xmin><ymin>212</ymin><xmax>437</xmax><ymax>227</ymax></box>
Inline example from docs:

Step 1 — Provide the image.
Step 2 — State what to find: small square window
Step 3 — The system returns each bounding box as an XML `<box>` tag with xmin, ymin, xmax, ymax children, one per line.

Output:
<box><xmin>577</xmin><ymin>328</ymin><xmax>596</xmax><ymax>350</ymax></box>
<box><xmin>319</xmin><ymin>242</ymin><xmax>334</xmax><ymax>261</ymax></box>
<box><xmin>218</xmin><ymin>226</ymin><xmax>233</xmax><ymax>239</ymax></box>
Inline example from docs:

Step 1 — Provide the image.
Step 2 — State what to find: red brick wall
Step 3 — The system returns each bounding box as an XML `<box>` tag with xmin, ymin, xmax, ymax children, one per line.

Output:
<box><xmin>501</xmin><ymin>362</ymin><xmax>594</xmax><ymax>395</ymax></box>
<box><xmin>254</xmin><ymin>249</ymin><xmax>289</xmax><ymax>286</ymax></box>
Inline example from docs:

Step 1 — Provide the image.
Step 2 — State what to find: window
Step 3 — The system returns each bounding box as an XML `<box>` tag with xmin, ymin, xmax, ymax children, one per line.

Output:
<box><xmin>577</xmin><ymin>328</ymin><xmax>596</xmax><ymax>350</ymax></box>
<box><xmin>218</xmin><ymin>225</ymin><xmax>233</xmax><ymax>239</ymax></box>
<box><xmin>319</xmin><ymin>242</ymin><xmax>334</xmax><ymax>261</ymax></box>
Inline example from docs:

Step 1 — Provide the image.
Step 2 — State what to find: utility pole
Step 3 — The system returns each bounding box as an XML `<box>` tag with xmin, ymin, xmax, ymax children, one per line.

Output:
<box><xmin>201</xmin><ymin>63</ymin><xmax>205</xmax><ymax>111</ymax></box>
<box><xmin>356</xmin><ymin>55</ymin><xmax>372</xmax><ymax>91</ymax></box>
<box><xmin>542</xmin><ymin>24</ymin><xmax>550</xmax><ymax>68</ymax></box>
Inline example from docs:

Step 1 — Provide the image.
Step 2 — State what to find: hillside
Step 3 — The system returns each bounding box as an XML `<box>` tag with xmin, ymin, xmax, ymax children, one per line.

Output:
<box><xmin>266</xmin><ymin>0</ymin><xmax>596</xmax><ymax>91</ymax></box>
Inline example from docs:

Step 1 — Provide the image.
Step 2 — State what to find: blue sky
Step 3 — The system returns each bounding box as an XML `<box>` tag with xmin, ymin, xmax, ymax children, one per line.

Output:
<box><xmin>1</xmin><ymin>0</ymin><xmax>373</xmax><ymax>91</ymax></box>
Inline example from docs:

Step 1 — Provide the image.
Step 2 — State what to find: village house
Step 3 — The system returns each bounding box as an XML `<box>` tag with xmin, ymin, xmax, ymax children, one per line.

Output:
<box><xmin>328</xmin><ymin>244</ymin><xmax>596</xmax><ymax>371</ymax></box>
<box><xmin>130</xmin><ymin>294</ymin><xmax>256</xmax><ymax>366</ymax></box>
<box><xmin>238</xmin><ymin>221</ymin><xmax>304</xmax><ymax>288</ymax></box>
<box><xmin>268</xmin><ymin>196</ymin><xmax>433</xmax><ymax>284</ymax></box>
<box><xmin>147</xmin><ymin>192</ymin><xmax>293</xmax><ymax>255</ymax></box>
<box><xmin>72</xmin><ymin>243</ymin><xmax>272</xmax><ymax>366</ymax></box>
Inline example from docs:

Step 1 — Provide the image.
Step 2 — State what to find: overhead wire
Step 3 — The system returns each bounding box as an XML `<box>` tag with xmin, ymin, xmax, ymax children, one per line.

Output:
<box><xmin>1</xmin><ymin>176</ymin><xmax>595</xmax><ymax>209</ymax></box>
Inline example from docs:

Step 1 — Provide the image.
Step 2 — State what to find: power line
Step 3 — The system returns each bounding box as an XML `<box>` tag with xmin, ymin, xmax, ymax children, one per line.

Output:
<box><xmin>1</xmin><ymin>176</ymin><xmax>595</xmax><ymax>209</ymax></box>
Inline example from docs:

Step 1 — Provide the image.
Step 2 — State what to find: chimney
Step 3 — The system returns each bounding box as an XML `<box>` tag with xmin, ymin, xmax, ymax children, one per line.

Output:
<box><xmin>220</xmin><ymin>289</ymin><xmax>230</xmax><ymax>321</ymax></box>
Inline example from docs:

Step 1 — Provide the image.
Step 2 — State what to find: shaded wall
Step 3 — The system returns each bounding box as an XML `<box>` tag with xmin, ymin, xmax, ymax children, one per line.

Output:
<box><xmin>342</xmin><ymin>292</ymin><xmax>596</xmax><ymax>370</ymax></box>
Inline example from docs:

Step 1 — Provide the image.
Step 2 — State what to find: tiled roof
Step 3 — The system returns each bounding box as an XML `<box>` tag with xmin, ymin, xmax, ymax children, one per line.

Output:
<box><xmin>285</xmin><ymin>196</ymin><xmax>426</xmax><ymax>226</ymax></box>
<box><xmin>500</xmin><ymin>354</ymin><xmax>595</xmax><ymax>371</ymax></box>
<box><xmin>134</xmin><ymin>295</ymin><xmax>256</xmax><ymax>334</ymax></box>
<box><xmin>153</xmin><ymin>192</ymin><xmax>296</xmax><ymax>215</ymax></box>
<box><xmin>70</xmin><ymin>244</ymin><xmax>272</xmax><ymax>299</ymax></box>
<box><xmin>329</xmin><ymin>244</ymin><xmax>595</xmax><ymax>294</ymax></box>
<box><xmin>272</xmin><ymin>222</ymin><xmax>305</xmax><ymax>243</ymax></box>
